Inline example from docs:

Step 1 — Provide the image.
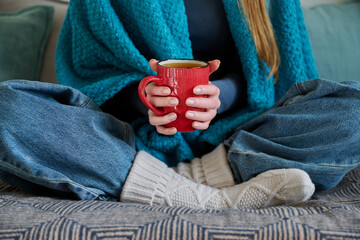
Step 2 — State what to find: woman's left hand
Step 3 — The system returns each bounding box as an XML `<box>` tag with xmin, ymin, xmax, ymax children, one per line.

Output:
<box><xmin>185</xmin><ymin>82</ymin><xmax>221</xmax><ymax>130</ymax></box>
<box><xmin>185</xmin><ymin>60</ymin><xmax>221</xmax><ymax>130</ymax></box>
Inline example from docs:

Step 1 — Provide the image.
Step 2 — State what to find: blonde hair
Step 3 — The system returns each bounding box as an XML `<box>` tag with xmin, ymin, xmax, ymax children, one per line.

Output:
<box><xmin>238</xmin><ymin>0</ymin><xmax>280</xmax><ymax>82</ymax></box>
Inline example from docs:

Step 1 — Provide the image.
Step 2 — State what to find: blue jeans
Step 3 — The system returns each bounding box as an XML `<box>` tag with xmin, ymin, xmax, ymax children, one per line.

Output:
<box><xmin>226</xmin><ymin>79</ymin><xmax>360</xmax><ymax>190</ymax></box>
<box><xmin>0</xmin><ymin>79</ymin><xmax>359</xmax><ymax>200</ymax></box>
<box><xmin>0</xmin><ymin>80</ymin><xmax>136</xmax><ymax>200</ymax></box>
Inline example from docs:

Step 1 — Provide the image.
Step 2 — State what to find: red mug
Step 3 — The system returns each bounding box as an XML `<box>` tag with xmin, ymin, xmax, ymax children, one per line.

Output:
<box><xmin>138</xmin><ymin>59</ymin><xmax>210</xmax><ymax>132</ymax></box>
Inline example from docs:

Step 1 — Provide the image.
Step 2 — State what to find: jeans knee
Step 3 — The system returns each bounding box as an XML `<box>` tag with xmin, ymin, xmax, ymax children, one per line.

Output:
<box><xmin>0</xmin><ymin>80</ymin><xmax>50</xmax><ymax>125</ymax></box>
<box><xmin>0</xmin><ymin>81</ymin><xmax>21</xmax><ymax>114</ymax></box>
<box><xmin>0</xmin><ymin>80</ymin><xmax>33</xmax><ymax>103</ymax></box>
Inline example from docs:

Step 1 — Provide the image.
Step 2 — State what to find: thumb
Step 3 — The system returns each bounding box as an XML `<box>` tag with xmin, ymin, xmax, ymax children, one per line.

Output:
<box><xmin>209</xmin><ymin>60</ymin><xmax>220</xmax><ymax>75</ymax></box>
<box><xmin>150</xmin><ymin>59</ymin><xmax>158</xmax><ymax>72</ymax></box>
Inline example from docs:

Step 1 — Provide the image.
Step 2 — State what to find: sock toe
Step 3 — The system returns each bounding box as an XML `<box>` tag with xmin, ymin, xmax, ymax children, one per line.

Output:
<box><xmin>279</xmin><ymin>169</ymin><xmax>315</xmax><ymax>203</ymax></box>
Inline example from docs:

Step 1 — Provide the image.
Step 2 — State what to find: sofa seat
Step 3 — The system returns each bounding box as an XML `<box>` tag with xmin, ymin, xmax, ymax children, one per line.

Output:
<box><xmin>1</xmin><ymin>166</ymin><xmax>359</xmax><ymax>239</ymax></box>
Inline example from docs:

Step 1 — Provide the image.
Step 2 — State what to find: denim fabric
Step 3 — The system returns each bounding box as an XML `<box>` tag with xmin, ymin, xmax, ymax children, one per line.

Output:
<box><xmin>0</xmin><ymin>80</ymin><xmax>136</xmax><ymax>200</ymax></box>
<box><xmin>1</xmin><ymin>79</ymin><xmax>360</xmax><ymax>200</ymax></box>
<box><xmin>225</xmin><ymin>79</ymin><xmax>360</xmax><ymax>190</ymax></box>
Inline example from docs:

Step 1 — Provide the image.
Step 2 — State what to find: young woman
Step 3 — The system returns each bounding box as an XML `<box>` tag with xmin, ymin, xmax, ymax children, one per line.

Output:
<box><xmin>0</xmin><ymin>0</ymin><xmax>359</xmax><ymax>209</ymax></box>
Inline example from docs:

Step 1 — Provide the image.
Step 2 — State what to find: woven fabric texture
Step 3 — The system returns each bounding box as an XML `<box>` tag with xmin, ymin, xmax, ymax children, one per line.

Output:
<box><xmin>1</xmin><ymin>166</ymin><xmax>359</xmax><ymax>239</ymax></box>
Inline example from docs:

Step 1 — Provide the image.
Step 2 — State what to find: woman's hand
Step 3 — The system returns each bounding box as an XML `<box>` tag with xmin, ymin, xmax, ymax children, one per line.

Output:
<box><xmin>184</xmin><ymin>81</ymin><xmax>221</xmax><ymax>130</ymax></box>
<box><xmin>146</xmin><ymin>59</ymin><xmax>221</xmax><ymax>135</ymax></box>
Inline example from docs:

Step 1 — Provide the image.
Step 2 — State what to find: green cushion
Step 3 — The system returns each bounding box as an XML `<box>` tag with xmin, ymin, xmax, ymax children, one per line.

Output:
<box><xmin>303</xmin><ymin>2</ymin><xmax>360</xmax><ymax>82</ymax></box>
<box><xmin>0</xmin><ymin>6</ymin><xmax>54</xmax><ymax>83</ymax></box>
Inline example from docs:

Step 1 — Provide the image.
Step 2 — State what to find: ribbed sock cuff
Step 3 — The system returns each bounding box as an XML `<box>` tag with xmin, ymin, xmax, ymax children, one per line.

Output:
<box><xmin>120</xmin><ymin>151</ymin><xmax>170</xmax><ymax>206</ymax></box>
<box><xmin>190</xmin><ymin>158</ymin><xmax>206</xmax><ymax>184</ymax></box>
<box><xmin>172</xmin><ymin>158</ymin><xmax>207</xmax><ymax>185</ymax></box>
<box><xmin>201</xmin><ymin>144</ymin><xmax>235</xmax><ymax>188</ymax></box>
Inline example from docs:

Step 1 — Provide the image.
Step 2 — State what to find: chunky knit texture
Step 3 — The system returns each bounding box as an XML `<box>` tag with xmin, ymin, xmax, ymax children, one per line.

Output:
<box><xmin>120</xmin><ymin>151</ymin><xmax>315</xmax><ymax>210</ymax></box>
<box><xmin>56</xmin><ymin>0</ymin><xmax>318</xmax><ymax>165</ymax></box>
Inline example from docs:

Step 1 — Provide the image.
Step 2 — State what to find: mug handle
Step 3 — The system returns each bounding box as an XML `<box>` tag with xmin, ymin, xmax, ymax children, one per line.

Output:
<box><xmin>138</xmin><ymin>76</ymin><xmax>164</xmax><ymax>116</ymax></box>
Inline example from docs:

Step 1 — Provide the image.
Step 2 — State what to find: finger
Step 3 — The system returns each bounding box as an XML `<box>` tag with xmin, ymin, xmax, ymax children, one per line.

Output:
<box><xmin>150</xmin><ymin>59</ymin><xmax>158</xmax><ymax>72</ymax></box>
<box><xmin>186</xmin><ymin>96</ymin><xmax>221</xmax><ymax>109</ymax></box>
<box><xmin>193</xmin><ymin>84</ymin><xmax>220</xmax><ymax>96</ymax></box>
<box><xmin>145</xmin><ymin>82</ymin><xmax>171</xmax><ymax>96</ymax></box>
<box><xmin>148</xmin><ymin>96</ymin><xmax>179</xmax><ymax>107</ymax></box>
<box><xmin>208</xmin><ymin>60</ymin><xmax>220</xmax><ymax>75</ymax></box>
<box><xmin>156</xmin><ymin>125</ymin><xmax>177</xmax><ymax>135</ymax></box>
<box><xmin>192</xmin><ymin>121</ymin><xmax>210</xmax><ymax>130</ymax></box>
<box><xmin>148</xmin><ymin>110</ymin><xmax>177</xmax><ymax>126</ymax></box>
<box><xmin>185</xmin><ymin>109</ymin><xmax>217</xmax><ymax>122</ymax></box>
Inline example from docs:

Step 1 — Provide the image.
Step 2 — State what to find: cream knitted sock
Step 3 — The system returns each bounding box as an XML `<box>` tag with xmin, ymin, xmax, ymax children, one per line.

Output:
<box><xmin>120</xmin><ymin>151</ymin><xmax>315</xmax><ymax>210</ymax></box>
<box><xmin>173</xmin><ymin>144</ymin><xmax>235</xmax><ymax>188</ymax></box>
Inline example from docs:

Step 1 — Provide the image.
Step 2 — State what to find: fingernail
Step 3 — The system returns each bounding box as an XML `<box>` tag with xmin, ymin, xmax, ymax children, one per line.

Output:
<box><xmin>186</xmin><ymin>99</ymin><xmax>195</xmax><ymax>106</ymax></box>
<box><xmin>193</xmin><ymin>122</ymin><xmax>200</xmax><ymax>127</ymax></box>
<box><xmin>162</xmin><ymin>88</ymin><xmax>171</xmax><ymax>94</ymax></box>
<box><xmin>169</xmin><ymin>113</ymin><xmax>177</xmax><ymax>121</ymax></box>
<box><xmin>170</xmin><ymin>99</ymin><xmax>178</xmax><ymax>105</ymax></box>
<box><xmin>168</xmin><ymin>127</ymin><xmax>177</xmax><ymax>134</ymax></box>
<box><xmin>194</xmin><ymin>87</ymin><xmax>202</xmax><ymax>94</ymax></box>
<box><xmin>186</xmin><ymin>112</ymin><xmax>195</xmax><ymax>119</ymax></box>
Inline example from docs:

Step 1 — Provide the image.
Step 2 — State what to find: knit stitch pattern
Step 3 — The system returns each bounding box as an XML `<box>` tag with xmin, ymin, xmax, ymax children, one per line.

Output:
<box><xmin>56</xmin><ymin>0</ymin><xmax>318</xmax><ymax>165</ymax></box>
<box><xmin>120</xmin><ymin>151</ymin><xmax>315</xmax><ymax>210</ymax></box>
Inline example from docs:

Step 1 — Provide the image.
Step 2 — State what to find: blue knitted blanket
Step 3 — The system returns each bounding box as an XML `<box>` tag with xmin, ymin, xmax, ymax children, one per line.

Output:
<box><xmin>56</xmin><ymin>0</ymin><xmax>318</xmax><ymax>166</ymax></box>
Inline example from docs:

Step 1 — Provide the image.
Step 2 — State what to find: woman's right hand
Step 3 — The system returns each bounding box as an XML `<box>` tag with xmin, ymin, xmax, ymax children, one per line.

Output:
<box><xmin>146</xmin><ymin>59</ymin><xmax>179</xmax><ymax>135</ymax></box>
<box><xmin>145</xmin><ymin>82</ymin><xmax>179</xmax><ymax>135</ymax></box>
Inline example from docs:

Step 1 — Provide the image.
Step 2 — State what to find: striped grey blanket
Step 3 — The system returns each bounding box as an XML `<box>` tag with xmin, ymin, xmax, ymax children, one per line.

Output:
<box><xmin>1</xmin><ymin>167</ymin><xmax>359</xmax><ymax>240</ymax></box>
